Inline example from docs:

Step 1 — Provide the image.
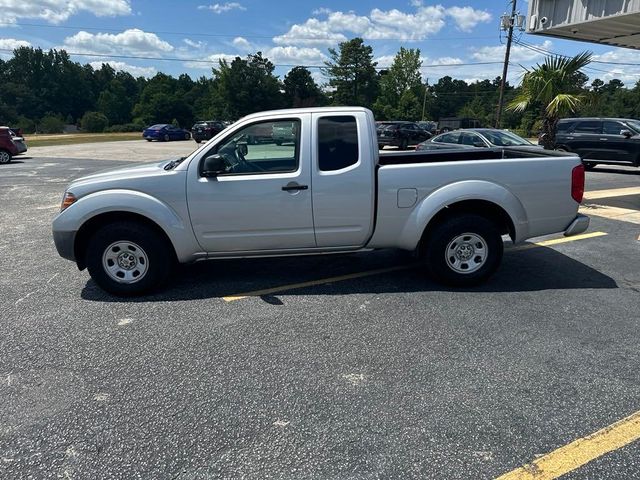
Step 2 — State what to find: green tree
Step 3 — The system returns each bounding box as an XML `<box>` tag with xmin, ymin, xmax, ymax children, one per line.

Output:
<box><xmin>508</xmin><ymin>52</ymin><xmax>592</xmax><ymax>148</ymax></box>
<box><xmin>81</xmin><ymin>111</ymin><xmax>109</xmax><ymax>132</ymax></box>
<box><xmin>324</xmin><ymin>38</ymin><xmax>378</xmax><ymax>108</ymax></box>
<box><xmin>283</xmin><ymin>66</ymin><xmax>325</xmax><ymax>107</ymax></box>
<box><xmin>373</xmin><ymin>47</ymin><xmax>423</xmax><ymax>119</ymax></box>
<box><xmin>210</xmin><ymin>53</ymin><xmax>283</xmax><ymax>119</ymax></box>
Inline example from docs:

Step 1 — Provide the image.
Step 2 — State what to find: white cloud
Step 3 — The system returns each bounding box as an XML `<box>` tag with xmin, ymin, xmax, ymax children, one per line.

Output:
<box><xmin>266</xmin><ymin>46</ymin><xmax>328</xmax><ymax>66</ymax></box>
<box><xmin>183</xmin><ymin>38</ymin><xmax>205</xmax><ymax>49</ymax></box>
<box><xmin>592</xmin><ymin>48</ymin><xmax>640</xmax><ymax>85</ymax></box>
<box><xmin>446</xmin><ymin>6</ymin><xmax>492</xmax><ymax>32</ymax></box>
<box><xmin>0</xmin><ymin>38</ymin><xmax>31</xmax><ymax>50</ymax></box>
<box><xmin>471</xmin><ymin>40</ymin><xmax>553</xmax><ymax>62</ymax></box>
<box><xmin>1</xmin><ymin>0</ymin><xmax>131</xmax><ymax>24</ymax></box>
<box><xmin>312</xmin><ymin>7</ymin><xmax>332</xmax><ymax>15</ymax></box>
<box><xmin>232</xmin><ymin>36</ymin><xmax>252</xmax><ymax>51</ymax></box>
<box><xmin>89</xmin><ymin>61</ymin><xmax>156</xmax><ymax>77</ymax></box>
<box><xmin>62</xmin><ymin>29</ymin><xmax>174</xmax><ymax>56</ymax></box>
<box><xmin>273</xmin><ymin>5</ymin><xmax>490</xmax><ymax>46</ymax></box>
<box><xmin>184</xmin><ymin>53</ymin><xmax>239</xmax><ymax>69</ymax></box>
<box><xmin>273</xmin><ymin>18</ymin><xmax>348</xmax><ymax>46</ymax></box>
<box><xmin>197</xmin><ymin>2</ymin><xmax>246</xmax><ymax>14</ymax></box>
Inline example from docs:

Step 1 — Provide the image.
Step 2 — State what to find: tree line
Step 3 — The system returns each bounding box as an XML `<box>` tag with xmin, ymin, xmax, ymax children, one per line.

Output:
<box><xmin>1</xmin><ymin>39</ymin><xmax>639</xmax><ymax>136</ymax></box>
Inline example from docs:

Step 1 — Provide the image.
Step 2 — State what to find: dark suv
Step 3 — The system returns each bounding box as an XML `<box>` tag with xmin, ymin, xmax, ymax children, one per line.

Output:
<box><xmin>548</xmin><ymin>117</ymin><xmax>640</xmax><ymax>169</ymax></box>
<box><xmin>377</xmin><ymin>121</ymin><xmax>432</xmax><ymax>150</ymax></box>
<box><xmin>192</xmin><ymin>120</ymin><xmax>225</xmax><ymax>144</ymax></box>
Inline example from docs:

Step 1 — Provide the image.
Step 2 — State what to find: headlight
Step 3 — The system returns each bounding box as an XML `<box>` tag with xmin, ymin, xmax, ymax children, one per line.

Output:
<box><xmin>60</xmin><ymin>192</ymin><xmax>77</xmax><ymax>212</ymax></box>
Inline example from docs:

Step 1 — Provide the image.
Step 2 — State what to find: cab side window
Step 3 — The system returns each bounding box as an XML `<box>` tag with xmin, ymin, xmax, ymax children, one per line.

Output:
<box><xmin>318</xmin><ymin>116</ymin><xmax>359</xmax><ymax>172</ymax></box>
<box><xmin>212</xmin><ymin>119</ymin><xmax>300</xmax><ymax>174</ymax></box>
<box><xmin>574</xmin><ymin>121</ymin><xmax>602</xmax><ymax>134</ymax></box>
<box><xmin>603</xmin><ymin>121</ymin><xmax>625</xmax><ymax>135</ymax></box>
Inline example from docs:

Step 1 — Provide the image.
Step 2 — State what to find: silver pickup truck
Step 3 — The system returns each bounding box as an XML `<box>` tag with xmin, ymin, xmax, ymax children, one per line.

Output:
<box><xmin>52</xmin><ymin>107</ymin><xmax>589</xmax><ymax>296</ymax></box>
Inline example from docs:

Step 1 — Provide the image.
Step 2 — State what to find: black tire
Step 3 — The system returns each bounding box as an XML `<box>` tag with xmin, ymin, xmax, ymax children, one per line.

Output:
<box><xmin>195</xmin><ymin>139</ymin><xmax>202</xmax><ymax>144</ymax></box>
<box><xmin>184</xmin><ymin>133</ymin><xmax>190</xmax><ymax>140</ymax></box>
<box><xmin>423</xmin><ymin>214</ymin><xmax>503</xmax><ymax>287</ymax></box>
<box><xmin>0</xmin><ymin>149</ymin><xmax>12</xmax><ymax>164</ymax></box>
<box><xmin>85</xmin><ymin>221</ymin><xmax>174</xmax><ymax>296</ymax></box>
<box><xmin>400</xmin><ymin>138</ymin><xmax>408</xmax><ymax>150</ymax></box>
<box><xmin>275</xmin><ymin>140</ymin><xmax>282</xmax><ymax>146</ymax></box>
<box><xmin>378</xmin><ymin>144</ymin><xmax>384</xmax><ymax>150</ymax></box>
<box><xmin>163</xmin><ymin>134</ymin><xmax>170</xmax><ymax>142</ymax></box>
<box><xmin>583</xmin><ymin>161</ymin><xmax>597</xmax><ymax>170</ymax></box>
<box><xmin>146</xmin><ymin>139</ymin><xmax>152</xmax><ymax>142</ymax></box>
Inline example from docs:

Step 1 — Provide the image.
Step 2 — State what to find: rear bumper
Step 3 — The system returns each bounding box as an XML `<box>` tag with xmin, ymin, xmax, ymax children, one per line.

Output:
<box><xmin>564</xmin><ymin>214</ymin><xmax>590</xmax><ymax>237</ymax></box>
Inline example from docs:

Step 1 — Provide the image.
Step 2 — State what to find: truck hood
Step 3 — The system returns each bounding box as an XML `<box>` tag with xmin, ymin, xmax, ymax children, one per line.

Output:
<box><xmin>70</xmin><ymin>160</ymin><xmax>167</xmax><ymax>186</ymax></box>
<box><xmin>67</xmin><ymin>159</ymin><xmax>182</xmax><ymax>196</ymax></box>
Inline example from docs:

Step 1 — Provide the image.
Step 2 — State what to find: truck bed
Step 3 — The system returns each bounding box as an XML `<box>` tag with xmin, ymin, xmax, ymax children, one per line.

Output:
<box><xmin>378</xmin><ymin>147</ymin><xmax>575</xmax><ymax>166</ymax></box>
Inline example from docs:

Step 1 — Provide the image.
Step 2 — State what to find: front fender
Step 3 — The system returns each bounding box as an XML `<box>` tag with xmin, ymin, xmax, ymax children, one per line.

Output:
<box><xmin>397</xmin><ymin>180</ymin><xmax>530</xmax><ymax>250</ymax></box>
<box><xmin>52</xmin><ymin>189</ymin><xmax>201</xmax><ymax>263</ymax></box>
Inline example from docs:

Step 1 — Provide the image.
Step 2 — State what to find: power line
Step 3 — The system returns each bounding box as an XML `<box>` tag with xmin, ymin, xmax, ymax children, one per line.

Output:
<box><xmin>0</xmin><ymin>21</ymin><xmax>497</xmax><ymax>43</ymax></box>
<box><xmin>0</xmin><ymin>48</ymin><xmax>504</xmax><ymax>69</ymax></box>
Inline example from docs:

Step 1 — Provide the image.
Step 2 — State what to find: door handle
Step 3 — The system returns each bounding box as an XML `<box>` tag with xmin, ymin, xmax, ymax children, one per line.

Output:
<box><xmin>282</xmin><ymin>183</ymin><xmax>308</xmax><ymax>191</ymax></box>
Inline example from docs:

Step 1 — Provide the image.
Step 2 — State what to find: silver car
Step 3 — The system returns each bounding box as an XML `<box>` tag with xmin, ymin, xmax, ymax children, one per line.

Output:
<box><xmin>418</xmin><ymin>128</ymin><xmax>541</xmax><ymax>150</ymax></box>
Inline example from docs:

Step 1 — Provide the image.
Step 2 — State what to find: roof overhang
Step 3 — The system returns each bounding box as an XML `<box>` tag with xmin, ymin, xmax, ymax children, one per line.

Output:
<box><xmin>528</xmin><ymin>11</ymin><xmax>640</xmax><ymax>50</ymax></box>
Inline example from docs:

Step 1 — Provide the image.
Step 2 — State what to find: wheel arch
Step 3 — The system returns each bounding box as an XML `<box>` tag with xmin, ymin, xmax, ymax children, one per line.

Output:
<box><xmin>418</xmin><ymin>200</ymin><xmax>515</xmax><ymax>256</ymax></box>
<box><xmin>74</xmin><ymin>211</ymin><xmax>178</xmax><ymax>270</ymax></box>
<box><xmin>394</xmin><ymin>180</ymin><xmax>529</xmax><ymax>251</ymax></box>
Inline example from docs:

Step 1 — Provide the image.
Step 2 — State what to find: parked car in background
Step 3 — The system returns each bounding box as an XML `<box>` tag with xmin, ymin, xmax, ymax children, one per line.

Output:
<box><xmin>421</xmin><ymin>129</ymin><xmax>539</xmax><ymax>150</ymax></box>
<box><xmin>437</xmin><ymin>117</ymin><xmax>482</xmax><ymax>132</ymax></box>
<box><xmin>0</xmin><ymin>126</ymin><xmax>28</xmax><ymax>163</ymax></box>
<box><xmin>143</xmin><ymin>124</ymin><xmax>191</xmax><ymax>142</ymax></box>
<box><xmin>378</xmin><ymin>121</ymin><xmax>432</xmax><ymax>150</ymax></box>
<box><xmin>272</xmin><ymin>122</ymin><xmax>296</xmax><ymax>145</ymax></box>
<box><xmin>192</xmin><ymin>121</ymin><xmax>225</xmax><ymax>144</ymax></box>
<box><xmin>545</xmin><ymin>117</ymin><xmax>640</xmax><ymax>169</ymax></box>
<box><xmin>417</xmin><ymin>121</ymin><xmax>438</xmax><ymax>134</ymax></box>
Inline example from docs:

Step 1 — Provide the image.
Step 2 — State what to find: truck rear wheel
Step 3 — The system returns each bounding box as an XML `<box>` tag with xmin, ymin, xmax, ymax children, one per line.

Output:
<box><xmin>424</xmin><ymin>214</ymin><xmax>503</xmax><ymax>286</ymax></box>
<box><xmin>85</xmin><ymin>221</ymin><xmax>173</xmax><ymax>296</ymax></box>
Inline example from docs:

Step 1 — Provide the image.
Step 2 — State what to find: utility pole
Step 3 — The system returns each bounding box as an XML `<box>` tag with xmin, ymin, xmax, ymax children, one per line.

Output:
<box><xmin>495</xmin><ymin>0</ymin><xmax>524</xmax><ymax>128</ymax></box>
<box><xmin>421</xmin><ymin>78</ymin><xmax>429</xmax><ymax>121</ymax></box>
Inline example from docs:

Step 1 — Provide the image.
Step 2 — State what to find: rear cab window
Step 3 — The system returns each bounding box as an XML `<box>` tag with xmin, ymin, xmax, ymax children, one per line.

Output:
<box><xmin>318</xmin><ymin>116</ymin><xmax>359</xmax><ymax>172</ymax></box>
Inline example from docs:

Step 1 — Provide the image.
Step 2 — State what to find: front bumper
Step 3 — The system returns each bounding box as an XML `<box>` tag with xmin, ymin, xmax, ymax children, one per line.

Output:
<box><xmin>564</xmin><ymin>213</ymin><xmax>590</xmax><ymax>237</ymax></box>
<box><xmin>53</xmin><ymin>229</ymin><xmax>77</xmax><ymax>262</ymax></box>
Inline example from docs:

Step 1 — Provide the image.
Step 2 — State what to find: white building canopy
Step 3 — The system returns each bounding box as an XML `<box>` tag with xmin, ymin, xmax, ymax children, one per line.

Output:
<box><xmin>527</xmin><ymin>0</ymin><xmax>640</xmax><ymax>49</ymax></box>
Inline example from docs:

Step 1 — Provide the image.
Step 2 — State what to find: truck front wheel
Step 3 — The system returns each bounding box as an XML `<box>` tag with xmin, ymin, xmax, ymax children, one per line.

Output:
<box><xmin>85</xmin><ymin>221</ymin><xmax>173</xmax><ymax>296</ymax></box>
<box><xmin>424</xmin><ymin>214</ymin><xmax>503</xmax><ymax>286</ymax></box>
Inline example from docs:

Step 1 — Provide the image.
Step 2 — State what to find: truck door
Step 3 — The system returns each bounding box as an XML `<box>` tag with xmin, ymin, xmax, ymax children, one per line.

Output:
<box><xmin>311</xmin><ymin>113</ymin><xmax>375</xmax><ymax>248</ymax></box>
<box><xmin>187</xmin><ymin>114</ymin><xmax>316</xmax><ymax>252</ymax></box>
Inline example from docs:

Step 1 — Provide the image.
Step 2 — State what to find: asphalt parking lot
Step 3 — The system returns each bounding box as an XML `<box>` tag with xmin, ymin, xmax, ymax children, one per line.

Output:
<box><xmin>1</xmin><ymin>143</ymin><xmax>639</xmax><ymax>479</ymax></box>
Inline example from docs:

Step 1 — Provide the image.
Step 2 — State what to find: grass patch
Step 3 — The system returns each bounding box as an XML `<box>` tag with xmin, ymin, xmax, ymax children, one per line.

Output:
<box><xmin>26</xmin><ymin>132</ymin><xmax>142</xmax><ymax>147</ymax></box>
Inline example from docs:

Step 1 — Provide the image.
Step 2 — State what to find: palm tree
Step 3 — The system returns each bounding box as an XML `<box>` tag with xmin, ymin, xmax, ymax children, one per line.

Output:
<box><xmin>508</xmin><ymin>52</ymin><xmax>592</xmax><ymax>149</ymax></box>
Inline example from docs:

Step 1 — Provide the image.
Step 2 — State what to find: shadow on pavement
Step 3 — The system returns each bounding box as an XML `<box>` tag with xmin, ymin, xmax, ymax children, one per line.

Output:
<box><xmin>81</xmin><ymin>245</ymin><xmax>618</xmax><ymax>303</ymax></box>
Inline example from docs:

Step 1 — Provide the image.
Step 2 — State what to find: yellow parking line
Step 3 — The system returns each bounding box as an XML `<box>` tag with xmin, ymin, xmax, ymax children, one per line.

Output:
<box><xmin>223</xmin><ymin>265</ymin><xmax>413</xmax><ymax>302</ymax></box>
<box><xmin>513</xmin><ymin>232</ymin><xmax>607</xmax><ymax>251</ymax></box>
<box><xmin>495</xmin><ymin>410</ymin><xmax>640</xmax><ymax>480</ymax></box>
<box><xmin>223</xmin><ymin>231</ymin><xmax>606</xmax><ymax>302</ymax></box>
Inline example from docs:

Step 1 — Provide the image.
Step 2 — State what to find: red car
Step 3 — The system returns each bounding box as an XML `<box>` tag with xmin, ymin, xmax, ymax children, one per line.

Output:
<box><xmin>0</xmin><ymin>126</ymin><xmax>28</xmax><ymax>163</ymax></box>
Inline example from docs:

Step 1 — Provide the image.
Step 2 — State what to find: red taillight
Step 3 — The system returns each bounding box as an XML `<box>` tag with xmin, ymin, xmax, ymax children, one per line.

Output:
<box><xmin>571</xmin><ymin>164</ymin><xmax>585</xmax><ymax>203</ymax></box>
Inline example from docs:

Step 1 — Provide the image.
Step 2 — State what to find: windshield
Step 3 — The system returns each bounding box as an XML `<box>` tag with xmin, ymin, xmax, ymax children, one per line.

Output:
<box><xmin>481</xmin><ymin>130</ymin><xmax>532</xmax><ymax>146</ymax></box>
<box><xmin>626</xmin><ymin>120</ymin><xmax>640</xmax><ymax>133</ymax></box>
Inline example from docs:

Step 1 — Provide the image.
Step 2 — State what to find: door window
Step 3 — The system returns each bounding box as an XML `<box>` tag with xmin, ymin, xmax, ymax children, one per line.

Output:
<box><xmin>212</xmin><ymin>119</ymin><xmax>300</xmax><ymax>175</ymax></box>
<box><xmin>603</xmin><ymin>121</ymin><xmax>626</xmax><ymax>135</ymax></box>
<box><xmin>318</xmin><ymin>116</ymin><xmax>359</xmax><ymax>171</ymax></box>
<box><xmin>573</xmin><ymin>121</ymin><xmax>602</xmax><ymax>134</ymax></box>
<box><xmin>434</xmin><ymin>132</ymin><xmax>461</xmax><ymax>144</ymax></box>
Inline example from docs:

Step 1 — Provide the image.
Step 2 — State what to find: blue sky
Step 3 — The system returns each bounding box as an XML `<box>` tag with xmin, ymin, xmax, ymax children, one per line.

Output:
<box><xmin>1</xmin><ymin>0</ymin><xmax>639</xmax><ymax>86</ymax></box>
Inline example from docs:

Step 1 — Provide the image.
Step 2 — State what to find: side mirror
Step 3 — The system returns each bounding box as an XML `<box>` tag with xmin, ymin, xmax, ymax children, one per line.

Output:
<box><xmin>621</xmin><ymin>129</ymin><xmax>633</xmax><ymax>138</ymax></box>
<box><xmin>473</xmin><ymin>141</ymin><xmax>486</xmax><ymax>148</ymax></box>
<box><xmin>202</xmin><ymin>154</ymin><xmax>227</xmax><ymax>177</ymax></box>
